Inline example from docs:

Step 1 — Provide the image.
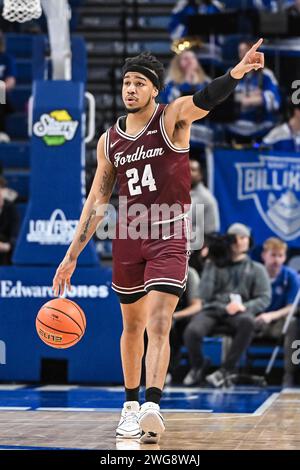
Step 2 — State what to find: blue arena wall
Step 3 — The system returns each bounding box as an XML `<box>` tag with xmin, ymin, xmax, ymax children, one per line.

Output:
<box><xmin>0</xmin><ymin>266</ymin><xmax>123</xmax><ymax>383</ymax></box>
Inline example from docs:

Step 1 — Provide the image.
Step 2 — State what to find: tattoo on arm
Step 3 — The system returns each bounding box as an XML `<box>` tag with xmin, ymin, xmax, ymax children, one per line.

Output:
<box><xmin>78</xmin><ymin>169</ymin><xmax>115</xmax><ymax>244</ymax></box>
<box><xmin>79</xmin><ymin>209</ymin><xmax>96</xmax><ymax>243</ymax></box>
<box><xmin>99</xmin><ymin>169</ymin><xmax>115</xmax><ymax>196</ymax></box>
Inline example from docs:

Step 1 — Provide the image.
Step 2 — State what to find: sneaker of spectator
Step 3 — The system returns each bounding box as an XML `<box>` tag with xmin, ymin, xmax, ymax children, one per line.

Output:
<box><xmin>183</xmin><ymin>367</ymin><xmax>203</xmax><ymax>386</ymax></box>
<box><xmin>206</xmin><ymin>368</ymin><xmax>234</xmax><ymax>388</ymax></box>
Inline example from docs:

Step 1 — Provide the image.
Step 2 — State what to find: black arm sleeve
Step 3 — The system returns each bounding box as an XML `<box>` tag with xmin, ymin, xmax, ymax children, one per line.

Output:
<box><xmin>193</xmin><ymin>71</ymin><xmax>239</xmax><ymax>111</ymax></box>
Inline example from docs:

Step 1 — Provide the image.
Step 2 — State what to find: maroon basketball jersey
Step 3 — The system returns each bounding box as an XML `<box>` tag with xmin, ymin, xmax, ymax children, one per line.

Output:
<box><xmin>105</xmin><ymin>103</ymin><xmax>191</xmax><ymax>224</ymax></box>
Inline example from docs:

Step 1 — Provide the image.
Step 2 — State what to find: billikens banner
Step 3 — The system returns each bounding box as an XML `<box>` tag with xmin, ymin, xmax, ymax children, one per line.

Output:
<box><xmin>13</xmin><ymin>80</ymin><xmax>98</xmax><ymax>265</ymax></box>
<box><xmin>210</xmin><ymin>149</ymin><xmax>300</xmax><ymax>247</ymax></box>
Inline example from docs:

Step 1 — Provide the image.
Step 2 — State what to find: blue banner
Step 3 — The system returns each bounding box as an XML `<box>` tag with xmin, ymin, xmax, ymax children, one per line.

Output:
<box><xmin>13</xmin><ymin>80</ymin><xmax>98</xmax><ymax>266</ymax></box>
<box><xmin>211</xmin><ymin>149</ymin><xmax>300</xmax><ymax>247</ymax></box>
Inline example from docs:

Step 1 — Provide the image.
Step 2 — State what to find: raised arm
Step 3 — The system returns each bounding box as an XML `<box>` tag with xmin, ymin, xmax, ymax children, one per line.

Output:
<box><xmin>52</xmin><ymin>133</ymin><xmax>116</xmax><ymax>296</ymax></box>
<box><xmin>164</xmin><ymin>38</ymin><xmax>264</xmax><ymax>141</ymax></box>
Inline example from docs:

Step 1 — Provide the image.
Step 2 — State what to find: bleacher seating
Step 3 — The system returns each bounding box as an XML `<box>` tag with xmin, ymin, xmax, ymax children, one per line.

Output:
<box><xmin>0</xmin><ymin>142</ymin><xmax>30</xmax><ymax>168</ymax></box>
<box><xmin>4</xmin><ymin>33</ymin><xmax>33</xmax><ymax>140</ymax></box>
<box><xmin>6</xmin><ymin>33</ymin><xmax>33</xmax><ymax>58</ymax></box>
<box><xmin>5</xmin><ymin>114</ymin><xmax>28</xmax><ymax>140</ymax></box>
<box><xmin>1</xmin><ymin>33</ymin><xmax>33</xmax><ymax>218</ymax></box>
<box><xmin>3</xmin><ymin>170</ymin><xmax>29</xmax><ymax>201</ymax></box>
<box><xmin>15</xmin><ymin>59</ymin><xmax>32</xmax><ymax>84</ymax></box>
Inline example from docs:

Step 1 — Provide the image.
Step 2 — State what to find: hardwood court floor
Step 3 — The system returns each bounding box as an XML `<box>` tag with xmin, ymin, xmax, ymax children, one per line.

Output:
<box><xmin>0</xmin><ymin>390</ymin><xmax>299</xmax><ymax>450</ymax></box>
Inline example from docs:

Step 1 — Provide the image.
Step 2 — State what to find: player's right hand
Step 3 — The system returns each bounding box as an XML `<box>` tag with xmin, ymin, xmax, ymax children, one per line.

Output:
<box><xmin>52</xmin><ymin>255</ymin><xmax>77</xmax><ymax>297</ymax></box>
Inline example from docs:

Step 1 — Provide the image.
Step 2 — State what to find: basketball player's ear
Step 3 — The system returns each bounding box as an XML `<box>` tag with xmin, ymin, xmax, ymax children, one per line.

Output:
<box><xmin>153</xmin><ymin>87</ymin><xmax>159</xmax><ymax>98</ymax></box>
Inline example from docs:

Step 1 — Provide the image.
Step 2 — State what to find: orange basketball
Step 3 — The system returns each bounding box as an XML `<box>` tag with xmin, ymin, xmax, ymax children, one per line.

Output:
<box><xmin>36</xmin><ymin>298</ymin><xmax>86</xmax><ymax>349</ymax></box>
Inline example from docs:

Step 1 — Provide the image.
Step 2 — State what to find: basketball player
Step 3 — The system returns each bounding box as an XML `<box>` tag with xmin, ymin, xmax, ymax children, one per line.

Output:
<box><xmin>52</xmin><ymin>39</ymin><xmax>264</xmax><ymax>443</ymax></box>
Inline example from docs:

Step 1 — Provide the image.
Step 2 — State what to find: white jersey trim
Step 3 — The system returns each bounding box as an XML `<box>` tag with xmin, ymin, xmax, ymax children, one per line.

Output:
<box><xmin>145</xmin><ymin>280</ymin><xmax>187</xmax><ymax>289</ymax></box>
<box><xmin>116</xmin><ymin>104</ymin><xmax>159</xmax><ymax>141</ymax></box>
<box><xmin>104</xmin><ymin>129</ymin><xmax>113</xmax><ymax>164</ymax></box>
<box><xmin>112</xmin><ymin>284</ymin><xmax>145</xmax><ymax>295</ymax></box>
<box><xmin>112</xmin><ymin>282</ymin><xmax>145</xmax><ymax>291</ymax></box>
<box><xmin>144</xmin><ymin>276</ymin><xmax>187</xmax><ymax>286</ymax></box>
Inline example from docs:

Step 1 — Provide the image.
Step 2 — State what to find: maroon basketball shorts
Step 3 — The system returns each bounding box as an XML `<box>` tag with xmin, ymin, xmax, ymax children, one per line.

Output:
<box><xmin>112</xmin><ymin>217</ymin><xmax>191</xmax><ymax>304</ymax></box>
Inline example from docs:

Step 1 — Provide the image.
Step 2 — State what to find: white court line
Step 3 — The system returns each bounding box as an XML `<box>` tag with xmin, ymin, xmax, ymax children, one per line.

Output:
<box><xmin>34</xmin><ymin>385</ymin><xmax>79</xmax><ymax>391</ymax></box>
<box><xmin>36</xmin><ymin>407</ymin><xmax>213</xmax><ymax>413</ymax></box>
<box><xmin>0</xmin><ymin>385</ymin><xmax>27</xmax><ymax>390</ymax></box>
<box><xmin>162</xmin><ymin>395</ymin><xmax>199</xmax><ymax>401</ymax></box>
<box><xmin>252</xmin><ymin>393</ymin><xmax>279</xmax><ymax>416</ymax></box>
<box><xmin>103</xmin><ymin>385</ymin><xmax>261</xmax><ymax>395</ymax></box>
<box><xmin>100</xmin><ymin>386</ymin><xmax>124</xmax><ymax>391</ymax></box>
<box><xmin>0</xmin><ymin>407</ymin><xmax>30</xmax><ymax>411</ymax></box>
<box><xmin>163</xmin><ymin>409</ymin><xmax>213</xmax><ymax>413</ymax></box>
<box><xmin>281</xmin><ymin>387</ymin><xmax>300</xmax><ymax>394</ymax></box>
<box><xmin>37</xmin><ymin>407</ymin><xmax>98</xmax><ymax>412</ymax></box>
<box><xmin>277</xmin><ymin>399</ymin><xmax>300</xmax><ymax>403</ymax></box>
<box><xmin>164</xmin><ymin>387</ymin><xmax>260</xmax><ymax>395</ymax></box>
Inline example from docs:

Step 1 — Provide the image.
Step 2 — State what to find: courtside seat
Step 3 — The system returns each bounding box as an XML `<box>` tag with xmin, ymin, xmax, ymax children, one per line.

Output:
<box><xmin>246</xmin><ymin>337</ymin><xmax>283</xmax><ymax>370</ymax></box>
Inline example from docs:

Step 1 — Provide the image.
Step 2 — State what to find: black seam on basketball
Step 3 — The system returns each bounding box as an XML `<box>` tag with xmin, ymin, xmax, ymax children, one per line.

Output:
<box><xmin>44</xmin><ymin>306</ymin><xmax>84</xmax><ymax>335</ymax></box>
<box><xmin>60</xmin><ymin>299</ymin><xmax>86</xmax><ymax>329</ymax></box>
<box><xmin>36</xmin><ymin>318</ymin><xmax>80</xmax><ymax>337</ymax></box>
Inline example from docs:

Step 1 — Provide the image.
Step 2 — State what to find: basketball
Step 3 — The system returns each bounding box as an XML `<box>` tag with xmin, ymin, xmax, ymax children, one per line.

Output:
<box><xmin>36</xmin><ymin>298</ymin><xmax>86</xmax><ymax>349</ymax></box>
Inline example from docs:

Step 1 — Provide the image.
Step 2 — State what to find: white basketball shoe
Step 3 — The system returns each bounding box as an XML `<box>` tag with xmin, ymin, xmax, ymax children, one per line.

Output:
<box><xmin>116</xmin><ymin>401</ymin><xmax>141</xmax><ymax>439</ymax></box>
<box><xmin>139</xmin><ymin>402</ymin><xmax>165</xmax><ymax>444</ymax></box>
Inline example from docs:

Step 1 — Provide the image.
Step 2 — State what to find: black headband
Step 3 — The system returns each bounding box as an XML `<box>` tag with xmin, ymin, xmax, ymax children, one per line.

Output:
<box><xmin>123</xmin><ymin>64</ymin><xmax>161</xmax><ymax>91</ymax></box>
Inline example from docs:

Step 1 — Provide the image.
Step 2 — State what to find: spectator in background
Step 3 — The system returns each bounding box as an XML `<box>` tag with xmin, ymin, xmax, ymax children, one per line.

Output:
<box><xmin>189</xmin><ymin>158</ymin><xmax>220</xmax><ymax>252</ymax></box>
<box><xmin>0</xmin><ymin>29</ymin><xmax>16</xmax><ymax>142</ymax></box>
<box><xmin>263</xmin><ymin>102</ymin><xmax>300</xmax><ymax>152</ymax></box>
<box><xmin>256</xmin><ymin>237</ymin><xmax>300</xmax><ymax>387</ymax></box>
<box><xmin>0</xmin><ymin>176</ymin><xmax>19</xmax><ymax>265</ymax></box>
<box><xmin>286</xmin><ymin>0</ymin><xmax>300</xmax><ymax>15</ymax></box>
<box><xmin>183</xmin><ymin>223</ymin><xmax>271</xmax><ymax>387</ymax></box>
<box><xmin>169</xmin><ymin>0</ymin><xmax>224</xmax><ymax>41</ymax></box>
<box><xmin>166</xmin><ymin>266</ymin><xmax>202</xmax><ymax>385</ymax></box>
<box><xmin>227</xmin><ymin>40</ymin><xmax>281</xmax><ymax>144</ymax></box>
<box><xmin>189</xmin><ymin>156</ymin><xmax>219</xmax><ymax>273</ymax></box>
<box><xmin>160</xmin><ymin>50</ymin><xmax>213</xmax><ymax>150</ymax></box>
